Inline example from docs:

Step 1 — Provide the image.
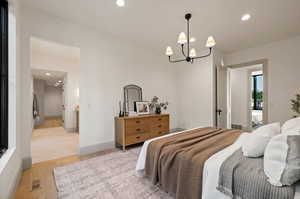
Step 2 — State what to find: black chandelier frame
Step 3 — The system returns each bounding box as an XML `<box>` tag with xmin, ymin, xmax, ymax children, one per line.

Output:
<box><xmin>168</xmin><ymin>13</ymin><xmax>213</xmax><ymax>64</ymax></box>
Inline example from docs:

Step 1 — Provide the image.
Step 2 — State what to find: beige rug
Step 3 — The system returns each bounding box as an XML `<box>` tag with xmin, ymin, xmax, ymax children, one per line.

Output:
<box><xmin>54</xmin><ymin>148</ymin><xmax>173</xmax><ymax>199</ymax></box>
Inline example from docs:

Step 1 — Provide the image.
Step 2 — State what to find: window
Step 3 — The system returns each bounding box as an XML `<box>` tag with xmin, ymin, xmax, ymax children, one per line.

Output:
<box><xmin>252</xmin><ymin>74</ymin><xmax>263</xmax><ymax>110</ymax></box>
<box><xmin>0</xmin><ymin>0</ymin><xmax>8</xmax><ymax>157</ymax></box>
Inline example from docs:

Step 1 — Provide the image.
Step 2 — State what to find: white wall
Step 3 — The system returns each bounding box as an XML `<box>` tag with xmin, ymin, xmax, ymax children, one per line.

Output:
<box><xmin>44</xmin><ymin>85</ymin><xmax>63</xmax><ymax>118</ymax></box>
<box><xmin>0</xmin><ymin>0</ymin><xmax>22</xmax><ymax>198</ymax></box>
<box><xmin>225</xmin><ymin>35</ymin><xmax>300</xmax><ymax>124</ymax></box>
<box><xmin>175</xmin><ymin>54</ymin><xmax>215</xmax><ymax>129</ymax></box>
<box><xmin>31</xmin><ymin>44</ymin><xmax>79</xmax><ymax>131</ymax></box>
<box><xmin>33</xmin><ymin>79</ymin><xmax>45</xmax><ymax>126</ymax></box>
<box><xmin>20</xmin><ymin>5</ymin><xmax>178</xmax><ymax>159</ymax></box>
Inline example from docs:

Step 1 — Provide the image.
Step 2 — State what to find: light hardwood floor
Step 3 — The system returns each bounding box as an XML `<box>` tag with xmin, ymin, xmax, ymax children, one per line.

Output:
<box><xmin>35</xmin><ymin>117</ymin><xmax>63</xmax><ymax>129</ymax></box>
<box><xmin>14</xmin><ymin>149</ymin><xmax>118</xmax><ymax>199</ymax></box>
<box><xmin>31</xmin><ymin>127</ymin><xmax>79</xmax><ymax>163</ymax></box>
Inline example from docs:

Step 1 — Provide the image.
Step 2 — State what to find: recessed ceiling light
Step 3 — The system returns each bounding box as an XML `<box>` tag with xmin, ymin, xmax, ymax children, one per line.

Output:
<box><xmin>45</xmin><ymin>73</ymin><xmax>51</xmax><ymax>76</ymax></box>
<box><xmin>241</xmin><ymin>14</ymin><xmax>251</xmax><ymax>21</ymax></box>
<box><xmin>116</xmin><ymin>0</ymin><xmax>125</xmax><ymax>7</ymax></box>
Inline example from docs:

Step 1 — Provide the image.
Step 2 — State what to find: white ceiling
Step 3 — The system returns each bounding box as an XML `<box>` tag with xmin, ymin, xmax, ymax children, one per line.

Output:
<box><xmin>23</xmin><ymin>0</ymin><xmax>300</xmax><ymax>54</ymax></box>
<box><xmin>32</xmin><ymin>69</ymin><xmax>66</xmax><ymax>87</ymax></box>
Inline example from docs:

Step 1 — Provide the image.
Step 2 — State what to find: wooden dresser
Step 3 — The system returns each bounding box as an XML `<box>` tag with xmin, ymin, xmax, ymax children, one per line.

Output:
<box><xmin>115</xmin><ymin>114</ymin><xmax>170</xmax><ymax>150</ymax></box>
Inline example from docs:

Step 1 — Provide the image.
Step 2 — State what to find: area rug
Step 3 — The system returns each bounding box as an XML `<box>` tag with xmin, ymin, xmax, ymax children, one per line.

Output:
<box><xmin>53</xmin><ymin>148</ymin><xmax>173</xmax><ymax>199</ymax></box>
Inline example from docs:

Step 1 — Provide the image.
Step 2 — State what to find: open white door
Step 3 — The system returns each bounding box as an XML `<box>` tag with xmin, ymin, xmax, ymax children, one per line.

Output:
<box><xmin>216</xmin><ymin>65</ymin><xmax>229</xmax><ymax>128</ymax></box>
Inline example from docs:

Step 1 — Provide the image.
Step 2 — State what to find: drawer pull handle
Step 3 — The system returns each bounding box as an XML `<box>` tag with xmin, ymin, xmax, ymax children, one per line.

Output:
<box><xmin>136</xmin><ymin>136</ymin><xmax>141</xmax><ymax>139</ymax></box>
<box><xmin>136</xmin><ymin>121</ymin><xmax>141</xmax><ymax>124</ymax></box>
<box><xmin>158</xmin><ymin>132</ymin><xmax>162</xmax><ymax>134</ymax></box>
<box><xmin>158</xmin><ymin>118</ymin><xmax>162</xmax><ymax>121</ymax></box>
<box><xmin>136</xmin><ymin>128</ymin><xmax>141</xmax><ymax>131</ymax></box>
<box><xmin>158</xmin><ymin>125</ymin><xmax>162</xmax><ymax>128</ymax></box>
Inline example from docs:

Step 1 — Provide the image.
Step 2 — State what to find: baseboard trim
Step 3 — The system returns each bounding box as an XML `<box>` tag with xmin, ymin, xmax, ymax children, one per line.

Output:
<box><xmin>79</xmin><ymin>141</ymin><xmax>115</xmax><ymax>156</ymax></box>
<box><xmin>65</xmin><ymin>128</ymin><xmax>77</xmax><ymax>133</ymax></box>
<box><xmin>22</xmin><ymin>157</ymin><xmax>32</xmax><ymax>170</ymax></box>
<box><xmin>9</xmin><ymin>164</ymin><xmax>22</xmax><ymax>199</ymax></box>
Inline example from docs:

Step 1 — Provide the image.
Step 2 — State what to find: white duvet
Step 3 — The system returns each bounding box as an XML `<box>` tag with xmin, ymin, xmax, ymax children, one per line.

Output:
<box><xmin>136</xmin><ymin>128</ymin><xmax>300</xmax><ymax>199</ymax></box>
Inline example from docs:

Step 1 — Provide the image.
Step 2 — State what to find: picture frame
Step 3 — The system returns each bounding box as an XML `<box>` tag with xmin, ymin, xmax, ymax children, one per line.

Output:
<box><xmin>135</xmin><ymin>101</ymin><xmax>150</xmax><ymax>115</ymax></box>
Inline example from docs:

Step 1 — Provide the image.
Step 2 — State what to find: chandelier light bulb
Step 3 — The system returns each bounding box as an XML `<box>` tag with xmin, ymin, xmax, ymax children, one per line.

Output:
<box><xmin>166</xmin><ymin>46</ymin><xmax>174</xmax><ymax>56</ymax></box>
<box><xmin>190</xmin><ymin>37</ymin><xmax>196</xmax><ymax>43</ymax></box>
<box><xmin>177</xmin><ymin>32</ymin><xmax>187</xmax><ymax>44</ymax></box>
<box><xmin>241</xmin><ymin>14</ymin><xmax>251</xmax><ymax>21</ymax></box>
<box><xmin>190</xmin><ymin>48</ymin><xmax>197</xmax><ymax>57</ymax></box>
<box><xmin>206</xmin><ymin>36</ymin><xmax>216</xmax><ymax>48</ymax></box>
<box><xmin>116</xmin><ymin>0</ymin><xmax>125</xmax><ymax>7</ymax></box>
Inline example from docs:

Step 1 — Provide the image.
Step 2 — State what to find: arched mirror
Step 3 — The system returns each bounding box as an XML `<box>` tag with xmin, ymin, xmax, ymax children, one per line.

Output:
<box><xmin>124</xmin><ymin>85</ymin><xmax>142</xmax><ymax>113</ymax></box>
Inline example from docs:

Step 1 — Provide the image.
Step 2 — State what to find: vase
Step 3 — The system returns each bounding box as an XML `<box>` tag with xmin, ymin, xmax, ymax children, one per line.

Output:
<box><xmin>155</xmin><ymin>107</ymin><xmax>161</xmax><ymax>114</ymax></box>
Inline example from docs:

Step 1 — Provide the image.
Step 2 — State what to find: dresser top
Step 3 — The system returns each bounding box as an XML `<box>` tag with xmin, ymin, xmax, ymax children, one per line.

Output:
<box><xmin>116</xmin><ymin>114</ymin><xmax>169</xmax><ymax>120</ymax></box>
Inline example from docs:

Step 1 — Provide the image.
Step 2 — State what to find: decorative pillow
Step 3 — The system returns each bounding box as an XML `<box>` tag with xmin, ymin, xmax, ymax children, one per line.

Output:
<box><xmin>241</xmin><ymin>123</ymin><xmax>280</xmax><ymax>158</ymax></box>
<box><xmin>251</xmin><ymin>123</ymin><xmax>281</xmax><ymax>137</ymax></box>
<box><xmin>264</xmin><ymin>132</ymin><xmax>300</xmax><ymax>186</ymax></box>
<box><xmin>281</xmin><ymin>117</ymin><xmax>300</xmax><ymax>133</ymax></box>
<box><xmin>242</xmin><ymin>134</ymin><xmax>271</xmax><ymax>157</ymax></box>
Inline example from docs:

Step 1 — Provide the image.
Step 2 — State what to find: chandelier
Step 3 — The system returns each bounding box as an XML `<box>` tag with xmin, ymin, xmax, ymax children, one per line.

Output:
<box><xmin>165</xmin><ymin>13</ymin><xmax>216</xmax><ymax>63</ymax></box>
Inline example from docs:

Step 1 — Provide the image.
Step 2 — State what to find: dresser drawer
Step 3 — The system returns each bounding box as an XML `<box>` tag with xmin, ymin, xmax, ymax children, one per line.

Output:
<box><xmin>151</xmin><ymin>115</ymin><xmax>169</xmax><ymax>123</ymax></box>
<box><xmin>125</xmin><ymin>133</ymin><xmax>149</xmax><ymax>146</ymax></box>
<box><xmin>151</xmin><ymin>123</ymin><xmax>169</xmax><ymax>136</ymax></box>
<box><xmin>125</xmin><ymin>118</ymin><xmax>147</xmax><ymax>128</ymax></box>
<box><xmin>150</xmin><ymin>130</ymin><xmax>167</xmax><ymax>138</ymax></box>
<box><xmin>125</xmin><ymin>126</ymin><xmax>148</xmax><ymax>135</ymax></box>
<box><xmin>151</xmin><ymin>119</ymin><xmax>169</xmax><ymax>133</ymax></box>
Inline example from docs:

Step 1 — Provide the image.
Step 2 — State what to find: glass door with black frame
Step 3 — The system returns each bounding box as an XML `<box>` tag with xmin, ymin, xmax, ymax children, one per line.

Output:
<box><xmin>0</xmin><ymin>0</ymin><xmax>9</xmax><ymax>157</ymax></box>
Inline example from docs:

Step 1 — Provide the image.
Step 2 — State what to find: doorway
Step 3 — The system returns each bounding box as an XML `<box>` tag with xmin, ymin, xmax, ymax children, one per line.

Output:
<box><xmin>251</xmin><ymin>70</ymin><xmax>263</xmax><ymax>128</ymax></box>
<box><xmin>30</xmin><ymin>37</ymin><xmax>80</xmax><ymax>164</ymax></box>
<box><xmin>216</xmin><ymin>59</ymin><xmax>268</xmax><ymax>131</ymax></box>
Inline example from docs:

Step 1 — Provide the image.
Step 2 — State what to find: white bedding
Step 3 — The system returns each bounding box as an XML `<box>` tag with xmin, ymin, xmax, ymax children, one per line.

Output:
<box><xmin>136</xmin><ymin>128</ymin><xmax>300</xmax><ymax>199</ymax></box>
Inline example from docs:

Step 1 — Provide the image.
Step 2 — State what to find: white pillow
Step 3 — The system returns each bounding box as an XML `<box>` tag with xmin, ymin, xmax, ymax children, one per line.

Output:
<box><xmin>251</xmin><ymin>123</ymin><xmax>281</xmax><ymax>137</ymax></box>
<box><xmin>241</xmin><ymin>123</ymin><xmax>280</xmax><ymax>158</ymax></box>
<box><xmin>242</xmin><ymin>134</ymin><xmax>271</xmax><ymax>157</ymax></box>
<box><xmin>282</xmin><ymin>117</ymin><xmax>300</xmax><ymax>133</ymax></box>
<box><xmin>264</xmin><ymin>132</ymin><xmax>300</xmax><ymax>186</ymax></box>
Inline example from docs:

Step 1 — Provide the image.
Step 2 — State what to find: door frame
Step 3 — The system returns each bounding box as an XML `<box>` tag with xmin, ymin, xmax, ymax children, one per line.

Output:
<box><xmin>222</xmin><ymin>59</ymin><xmax>269</xmax><ymax>127</ymax></box>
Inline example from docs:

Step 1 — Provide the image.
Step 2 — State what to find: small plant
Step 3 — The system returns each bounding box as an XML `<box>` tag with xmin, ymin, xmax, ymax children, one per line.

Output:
<box><xmin>149</xmin><ymin>96</ymin><xmax>169</xmax><ymax>114</ymax></box>
<box><xmin>291</xmin><ymin>94</ymin><xmax>300</xmax><ymax>117</ymax></box>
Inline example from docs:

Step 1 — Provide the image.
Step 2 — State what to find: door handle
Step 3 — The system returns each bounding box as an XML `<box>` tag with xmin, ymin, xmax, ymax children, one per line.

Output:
<box><xmin>216</xmin><ymin>109</ymin><xmax>222</xmax><ymax>116</ymax></box>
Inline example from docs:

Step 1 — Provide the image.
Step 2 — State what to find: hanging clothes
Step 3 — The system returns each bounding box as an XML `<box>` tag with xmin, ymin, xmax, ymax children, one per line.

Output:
<box><xmin>33</xmin><ymin>93</ymin><xmax>39</xmax><ymax>119</ymax></box>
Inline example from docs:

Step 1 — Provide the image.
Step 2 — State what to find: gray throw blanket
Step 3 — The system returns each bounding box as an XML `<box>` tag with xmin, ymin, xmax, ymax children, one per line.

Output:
<box><xmin>217</xmin><ymin>149</ymin><xmax>295</xmax><ymax>199</ymax></box>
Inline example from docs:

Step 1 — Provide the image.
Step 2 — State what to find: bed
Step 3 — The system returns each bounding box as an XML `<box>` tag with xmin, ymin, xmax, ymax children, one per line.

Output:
<box><xmin>136</xmin><ymin>127</ymin><xmax>300</xmax><ymax>199</ymax></box>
